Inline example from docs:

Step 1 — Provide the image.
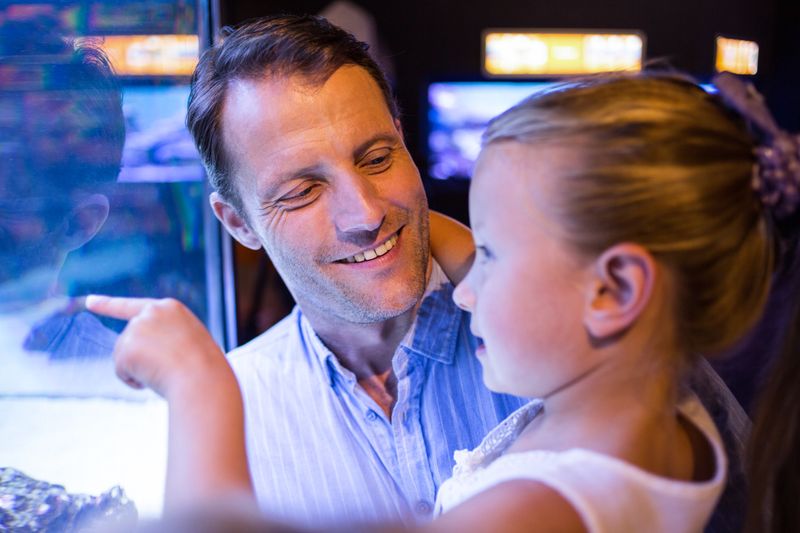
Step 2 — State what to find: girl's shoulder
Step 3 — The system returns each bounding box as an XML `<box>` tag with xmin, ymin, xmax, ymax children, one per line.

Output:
<box><xmin>449</xmin><ymin>399</ymin><xmax>545</xmax><ymax>477</ymax></box>
<box><xmin>436</xmin><ymin>394</ymin><xmax>727</xmax><ymax>532</ymax></box>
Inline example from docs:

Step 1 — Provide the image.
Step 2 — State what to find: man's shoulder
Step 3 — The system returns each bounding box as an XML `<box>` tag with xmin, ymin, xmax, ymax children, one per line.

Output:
<box><xmin>226</xmin><ymin>308</ymin><xmax>304</xmax><ymax>371</ymax></box>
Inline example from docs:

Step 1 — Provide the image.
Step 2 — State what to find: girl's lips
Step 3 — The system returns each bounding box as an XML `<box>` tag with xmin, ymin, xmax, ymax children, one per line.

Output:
<box><xmin>475</xmin><ymin>344</ymin><xmax>486</xmax><ymax>357</ymax></box>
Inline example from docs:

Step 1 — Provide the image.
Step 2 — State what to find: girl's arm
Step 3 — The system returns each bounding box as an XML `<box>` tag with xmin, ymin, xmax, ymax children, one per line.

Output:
<box><xmin>87</xmin><ymin>295</ymin><xmax>587</xmax><ymax>533</ymax></box>
<box><xmin>429</xmin><ymin>211</ymin><xmax>475</xmax><ymax>285</ymax></box>
<box><xmin>86</xmin><ymin>295</ymin><xmax>254</xmax><ymax>514</ymax></box>
<box><xmin>422</xmin><ymin>479</ymin><xmax>587</xmax><ymax>533</ymax></box>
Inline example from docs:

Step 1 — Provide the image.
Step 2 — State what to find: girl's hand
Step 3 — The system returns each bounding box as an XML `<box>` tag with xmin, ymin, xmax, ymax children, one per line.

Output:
<box><xmin>86</xmin><ymin>295</ymin><xmax>253</xmax><ymax>512</ymax></box>
<box><xmin>85</xmin><ymin>295</ymin><xmax>228</xmax><ymax>399</ymax></box>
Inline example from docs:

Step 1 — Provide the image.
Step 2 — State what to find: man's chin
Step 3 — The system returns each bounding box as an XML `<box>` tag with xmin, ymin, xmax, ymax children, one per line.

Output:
<box><xmin>339</xmin><ymin>294</ymin><xmax>422</xmax><ymax>324</ymax></box>
<box><xmin>296</xmin><ymin>252</ymin><xmax>429</xmax><ymax>325</ymax></box>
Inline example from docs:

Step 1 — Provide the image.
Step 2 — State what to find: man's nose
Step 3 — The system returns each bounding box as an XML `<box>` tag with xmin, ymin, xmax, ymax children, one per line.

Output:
<box><xmin>332</xmin><ymin>172</ymin><xmax>385</xmax><ymax>237</ymax></box>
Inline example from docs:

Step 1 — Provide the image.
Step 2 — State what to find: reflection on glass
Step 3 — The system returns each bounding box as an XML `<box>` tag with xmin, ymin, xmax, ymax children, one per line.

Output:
<box><xmin>0</xmin><ymin>1</ymin><xmax>210</xmax><ymax>525</ymax></box>
<box><xmin>97</xmin><ymin>34</ymin><xmax>199</xmax><ymax>76</ymax></box>
<box><xmin>0</xmin><ymin>9</ymin><xmax>129</xmax><ymax>397</ymax></box>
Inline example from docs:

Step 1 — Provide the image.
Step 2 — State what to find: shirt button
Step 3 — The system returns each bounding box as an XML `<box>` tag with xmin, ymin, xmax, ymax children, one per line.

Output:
<box><xmin>366</xmin><ymin>410</ymin><xmax>379</xmax><ymax>422</ymax></box>
<box><xmin>415</xmin><ymin>500</ymin><xmax>432</xmax><ymax>515</ymax></box>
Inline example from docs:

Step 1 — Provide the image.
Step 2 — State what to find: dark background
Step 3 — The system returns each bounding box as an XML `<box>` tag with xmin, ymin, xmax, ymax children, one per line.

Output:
<box><xmin>220</xmin><ymin>0</ymin><xmax>800</xmax><ymax>180</ymax></box>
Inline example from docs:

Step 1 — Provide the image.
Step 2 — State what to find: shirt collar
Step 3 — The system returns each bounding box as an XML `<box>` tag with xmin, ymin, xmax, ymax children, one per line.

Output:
<box><xmin>399</xmin><ymin>260</ymin><xmax>461</xmax><ymax>365</ymax></box>
<box><xmin>295</xmin><ymin>312</ymin><xmax>344</xmax><ymax>389</ymax></box>
<box><xmin>299</xmin><ymin>260</ymin><xmax>464</xmax><ymax>387</ymax></box>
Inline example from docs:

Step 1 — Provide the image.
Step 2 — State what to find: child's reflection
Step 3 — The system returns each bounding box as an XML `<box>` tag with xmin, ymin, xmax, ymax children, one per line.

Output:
<box><xmin>0</xmin><ymin>12</ymin><xmax>133</xmax><ymax>398</ymax></box>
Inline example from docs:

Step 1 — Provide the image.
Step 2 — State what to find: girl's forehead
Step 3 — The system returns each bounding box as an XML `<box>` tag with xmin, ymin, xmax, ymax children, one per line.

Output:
<box><xmin>470</xmin><ymin>141</ymin><xmax>572</xmax><ymax>235</ymax></box>
<box><xmin>472</xmin><ymin>142</ymin><xmax>559</xmax><ymax>200</ymax></box>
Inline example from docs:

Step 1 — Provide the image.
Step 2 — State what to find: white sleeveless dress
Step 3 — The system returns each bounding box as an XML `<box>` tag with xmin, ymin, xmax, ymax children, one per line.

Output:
<box><xmin>435</xmin><ymin>395</ymin><xmax>726</xmax><ymax>532</ymax></box>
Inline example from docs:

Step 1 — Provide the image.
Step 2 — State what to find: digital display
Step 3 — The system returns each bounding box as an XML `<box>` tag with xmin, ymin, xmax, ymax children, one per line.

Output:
<box><xmin>716</xmin><ymin>36</ymin><xmax>759</xmax><ymax>76</ymax></box>
<box><xmin>426</xmin><ymin>80</ymin><xmax>719</xmax><ymax>181</ymax></box>
<box><xmin>483</xmin><ymin>31</ymin><xmax>644</xmax><ymax>77</ymax></box>
<box><xmin>427</xmin><ymin>81</ymin><xmax>557</xmax><ymax>180</ymax></box>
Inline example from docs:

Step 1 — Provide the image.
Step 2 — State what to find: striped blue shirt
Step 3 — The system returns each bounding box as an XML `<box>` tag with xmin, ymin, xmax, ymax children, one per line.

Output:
<box><xmin>228</xmin><ymin>263</ymin><xmax>526</xmax><ymax>527</ymax></box>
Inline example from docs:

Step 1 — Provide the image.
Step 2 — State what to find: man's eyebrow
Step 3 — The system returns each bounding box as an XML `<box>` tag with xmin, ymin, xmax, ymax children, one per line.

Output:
<box><xmin>257</xmin><ymin>133</ymin><xmax>400</xmax><ymax>201</ymax></box>
<box><xmin>258</xmin><ymin>164</ymin><xmax>323</xmax><ymax>201</ymax></box>
<box><xmin>352</xmin><ymin>133</ymin><xmax>401</xmax><ymax>161</ymax></box>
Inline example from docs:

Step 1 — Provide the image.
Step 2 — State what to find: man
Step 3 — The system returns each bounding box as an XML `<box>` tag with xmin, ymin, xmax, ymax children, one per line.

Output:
<box><xmin>184</xmin><ymin>14</ymin><xmax>748</xmax><ymax>531</ymax></box>
<box><xmin>186</xmin><ymin>14</ymin><xmax>525</xmax><ymax>527</ymax></box>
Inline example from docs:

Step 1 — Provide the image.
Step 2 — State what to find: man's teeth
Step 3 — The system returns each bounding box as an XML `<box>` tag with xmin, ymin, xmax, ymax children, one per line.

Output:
<box><xmin>345</xmin><ymin>234</ymin><xmax>398</xmax><ymax>263</ymax></box>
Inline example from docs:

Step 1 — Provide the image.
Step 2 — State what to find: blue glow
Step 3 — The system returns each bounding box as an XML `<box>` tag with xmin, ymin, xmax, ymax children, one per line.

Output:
<box><xmin>427</xmin><ymin>82</ymin><xmax>556</xmax><ymax>180</ymax></box>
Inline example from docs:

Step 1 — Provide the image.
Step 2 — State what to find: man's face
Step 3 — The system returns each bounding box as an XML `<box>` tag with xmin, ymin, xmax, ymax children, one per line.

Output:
<box><xmin>216</xmin><ymin>65</ymin><xmax>430</xmax><ymax>324</ymax></box>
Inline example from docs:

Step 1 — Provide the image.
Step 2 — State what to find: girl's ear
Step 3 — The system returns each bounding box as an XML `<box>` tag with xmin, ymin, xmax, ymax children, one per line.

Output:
<box><xmin>59</xmin><ymin>194</ymin><xmax>110</xmax><ymax>252</ymax></box>
<box><xmin>583</xmin><ymin>243</ymin><xmax>657</xmax><ymax>342</ymax></box>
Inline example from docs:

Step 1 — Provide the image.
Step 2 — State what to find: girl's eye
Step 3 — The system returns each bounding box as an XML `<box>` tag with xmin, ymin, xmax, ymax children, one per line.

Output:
<box><xmin>475</xmin><ymin>245</ymin><xmax>493</xmax><ymax>262</ymax></box>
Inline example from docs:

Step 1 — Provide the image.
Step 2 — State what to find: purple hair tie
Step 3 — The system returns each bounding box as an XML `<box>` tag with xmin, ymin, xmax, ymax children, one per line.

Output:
<box><xmin>713</xmin><ymin>72</ymin><xmax>800</xmax><ymax>219</ymax></box>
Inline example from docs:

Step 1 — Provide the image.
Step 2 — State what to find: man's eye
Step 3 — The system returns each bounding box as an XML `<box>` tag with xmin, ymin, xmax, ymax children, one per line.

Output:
<box><xmin>277</xmin><ymin>184</ymin><xmax>321</xmax><ymax>207</ymax></box>
<box><xmin>361</xmin><ymin>148</ymin><xmax>393</xmax><ymax>171</ymax></box>
<box><xmin>296</xmin><ymin>185</ymin><xmax>316</xmax><ymax>198</ymax></box>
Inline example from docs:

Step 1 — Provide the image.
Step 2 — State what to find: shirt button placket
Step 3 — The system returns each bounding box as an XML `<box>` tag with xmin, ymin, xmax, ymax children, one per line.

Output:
<box><xmin>415</xmin><ymin>500</ymin><xmax>432</xmax><ymax>516</ymax></box>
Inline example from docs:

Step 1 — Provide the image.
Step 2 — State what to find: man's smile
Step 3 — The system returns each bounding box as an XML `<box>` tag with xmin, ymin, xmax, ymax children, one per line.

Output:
<box><xmin>337</xmin><ymin>231</ymin><xmax>400</xmax><ymax>264</ymax></box>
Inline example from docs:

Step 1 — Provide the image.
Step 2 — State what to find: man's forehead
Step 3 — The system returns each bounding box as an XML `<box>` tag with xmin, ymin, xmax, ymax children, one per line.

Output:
<box><xmin>224</xmin><ymin>66</ymin><xmax>390</xmax><ymax>127</ymax></box>
<box><xmin>221</xmin><ymin>66</ymin><xmax>398</xmax><ymax>187</ymax></box>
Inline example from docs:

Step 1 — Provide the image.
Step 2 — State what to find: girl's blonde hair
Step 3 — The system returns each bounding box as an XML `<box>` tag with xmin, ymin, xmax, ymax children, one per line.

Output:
<box><xmin>483</xmin><ymin>73</ymin><xmax>773</xmax><ymax>356</ymax></box>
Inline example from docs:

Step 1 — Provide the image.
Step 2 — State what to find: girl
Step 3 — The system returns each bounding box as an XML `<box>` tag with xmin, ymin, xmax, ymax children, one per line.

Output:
<box><xmin>88</xmin><ymin>71</ymin><xmax>799</xmax><ymax>532</ymax></box>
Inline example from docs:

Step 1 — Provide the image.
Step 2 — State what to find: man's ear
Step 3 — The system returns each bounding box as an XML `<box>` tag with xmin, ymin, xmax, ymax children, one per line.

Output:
<box><xmin>60</xmin><ymin>194</ymin><xmax>110</xmax><ymax>252</ymax></box>
<box><xmin>210</xmin><ymin>192</ymin><xmax>262</xmax><ymax>250</ymax></box>
<box><xmin>394</xmin><ymin>118</ymin><xmax>404</xmax><ymax>141</ymax></box>
<box><xmin>583</xmin><ymin>243</ymin><xmax>656</xmax><ymax>342</ymax></box>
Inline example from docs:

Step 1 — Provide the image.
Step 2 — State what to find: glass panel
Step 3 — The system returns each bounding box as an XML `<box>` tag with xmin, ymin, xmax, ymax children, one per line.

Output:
<box><xmin>0</xmin><ymin>1</ymin><xmax>218</xmax><ymax>523</ymax></box>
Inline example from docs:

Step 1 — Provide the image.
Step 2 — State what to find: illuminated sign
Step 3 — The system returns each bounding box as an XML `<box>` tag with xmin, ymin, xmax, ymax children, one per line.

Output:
<box><xmin>483</xmin><ymin>30</ymin><xmax>644</xmax><ymax>77</ymax></box>
<box><xmin>88</xmin><ymin>35</ymin><xmax>199</xmax><ymax>76</ymax></box>
<box><xmin>715</xmin><ymin>36</ymin><xmax>759</xmax><ymax>75</ymax></box>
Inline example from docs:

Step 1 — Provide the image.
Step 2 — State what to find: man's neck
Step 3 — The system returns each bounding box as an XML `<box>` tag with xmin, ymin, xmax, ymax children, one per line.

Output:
<box><xmin>303</xmin><ymin>305</ymin><xmax>419</xmax><ymax>419</ymax></box>
<box><xmin>298</xmin><ymin>258</ymin><xmax>434</xmax><ymax>419</ymax></box>
<box><xmin>302</xmin><ymin>258</ymin><xmax>434</xmax><ymax>379</ymax></box>
<box><xmin>304</xmin><ymin>303</ymin><xmax>419</xmax><ymax>380</ymax></box>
